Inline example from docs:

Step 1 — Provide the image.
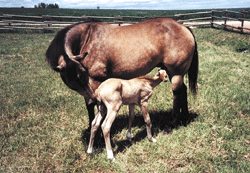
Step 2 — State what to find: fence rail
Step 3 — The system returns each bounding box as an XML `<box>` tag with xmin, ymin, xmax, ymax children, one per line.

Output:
<box><xmin>211</xmin><ymin>10</ymin><xmax>250</xmax><ymax>33</ymax></box>
<box><xmin>0</xmin><ymin>10</ymin><xmax>249</xmax><ymax>34</ymax></box>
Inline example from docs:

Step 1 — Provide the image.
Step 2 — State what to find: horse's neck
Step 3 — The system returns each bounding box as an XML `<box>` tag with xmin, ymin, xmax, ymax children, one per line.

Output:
<box><xmin>88</xmin><ymin>77</ymin><xmax>102</xmax><ymax>96</ymax></box>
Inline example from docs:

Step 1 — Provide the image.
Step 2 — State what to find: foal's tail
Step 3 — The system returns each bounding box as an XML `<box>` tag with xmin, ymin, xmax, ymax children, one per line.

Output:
<box><xmin>188</xmin><ymin>38</ymin><xmax>199</xmax><ymax>95</ymax></box>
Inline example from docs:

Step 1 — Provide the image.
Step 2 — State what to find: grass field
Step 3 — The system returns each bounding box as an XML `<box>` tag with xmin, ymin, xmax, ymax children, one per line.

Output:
<box><xmin>0</xmin><ymin>18</ymin><xmax>250</xmax><ymax>172</ymax></box>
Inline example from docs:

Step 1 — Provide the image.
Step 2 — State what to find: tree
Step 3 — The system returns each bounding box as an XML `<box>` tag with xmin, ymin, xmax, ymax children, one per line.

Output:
<box><xmin>55</xmin><ymin>3</ymin><xmax>59</xmax><ymax>8</ymax></box>
<box><xmin>38</xmin><ymin>3</ymin><xmax>46</xmax><ymax>8</ymax></box>
<box><xmin>36</xmin><ymin>2</ymin><xmax>59</xmax><ymax>9</ymax></box>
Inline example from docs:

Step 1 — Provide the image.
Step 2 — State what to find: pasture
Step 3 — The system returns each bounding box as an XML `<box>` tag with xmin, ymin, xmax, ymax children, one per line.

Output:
<box><xmin>0</xmin><ymin>8</ymin><xmax>226</xmax><ymax>17</ymax></box>
<box><xmin>0</xmin><ymin>26</ymin><xmax>250</xmax><ymax>171</ymax></box>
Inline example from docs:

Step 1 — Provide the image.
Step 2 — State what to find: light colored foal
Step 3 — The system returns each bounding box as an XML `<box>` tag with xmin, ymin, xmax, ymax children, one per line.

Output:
<box><xmin>87</xmin><ymin>70</ymin><xmax>168</xmax><ymax>160</ymax></box>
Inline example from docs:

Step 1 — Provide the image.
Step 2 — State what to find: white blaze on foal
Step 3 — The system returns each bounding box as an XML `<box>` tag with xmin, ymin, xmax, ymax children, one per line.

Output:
<box><xmin>87</xmin><ymin>70</ymin><xmax>168</xmax><ymax>160</ymax></box>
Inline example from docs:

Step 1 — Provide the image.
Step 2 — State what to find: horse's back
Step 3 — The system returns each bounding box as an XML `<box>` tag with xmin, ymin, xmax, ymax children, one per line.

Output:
<box><xmin>108</xmin><ymin>18</ymin><xmax>196</xmax><ymax>78</ymax></box>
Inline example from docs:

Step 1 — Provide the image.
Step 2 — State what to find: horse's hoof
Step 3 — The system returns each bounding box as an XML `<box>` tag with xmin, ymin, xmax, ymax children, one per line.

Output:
<box><xmin>163</xmin><ymin>127</ymin><xmax>172</xmax><ymax>136</ymax></box>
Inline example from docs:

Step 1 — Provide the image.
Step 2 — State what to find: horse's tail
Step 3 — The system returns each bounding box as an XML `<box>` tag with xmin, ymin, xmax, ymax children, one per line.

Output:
<box><xmin>188</xmin><ymin>38</ymin><xmax>199</xmax><ymax>95</ymax></box>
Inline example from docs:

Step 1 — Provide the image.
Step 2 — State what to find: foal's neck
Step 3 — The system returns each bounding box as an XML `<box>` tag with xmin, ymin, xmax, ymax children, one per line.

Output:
<box><xmin>140</xmin><ymin>76</ymin><xmax>162</xmax><ymax>89</ymax></box>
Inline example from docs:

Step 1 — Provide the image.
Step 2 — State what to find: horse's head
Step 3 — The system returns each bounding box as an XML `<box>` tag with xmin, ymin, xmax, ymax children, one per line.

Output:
<box><xmin>53</xmin><ymin>52</ymin><xmax>89</xmax><ymax>93</ymax></box>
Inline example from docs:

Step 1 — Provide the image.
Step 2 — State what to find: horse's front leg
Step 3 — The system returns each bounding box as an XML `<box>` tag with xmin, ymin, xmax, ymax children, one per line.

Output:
<box><xmin>86</xmin><ymin>101</ymin><xmax>96</xmax><ymax>132</ymax></box>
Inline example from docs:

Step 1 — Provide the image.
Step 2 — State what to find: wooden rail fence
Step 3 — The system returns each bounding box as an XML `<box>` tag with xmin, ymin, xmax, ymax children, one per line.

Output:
<box><xmin>0</xmin><ymin>10</ymin><xmax>249</xmax><ymax>34</ymax></box>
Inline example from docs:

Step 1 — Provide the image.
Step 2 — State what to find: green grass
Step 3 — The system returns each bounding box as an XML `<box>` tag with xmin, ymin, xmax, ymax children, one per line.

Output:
<box><xmin>0</xmin><ymin>27</ymin><xmax>250</xmax><ymax>172</ymax></box>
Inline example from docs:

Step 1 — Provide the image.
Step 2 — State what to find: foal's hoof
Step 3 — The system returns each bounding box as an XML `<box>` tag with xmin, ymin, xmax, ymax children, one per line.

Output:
<box><xmin>126</xmin><ymin>132</ymin><xmax>132</xmax><ymax>142</ymax></box>
<box><xmin>151</xmin><ymin>138</ymin><xmax>157</xmax><ymax>142</ymax></box>
<box><xmin>148</xmin><ymin>137</ymin><xmax>156</xmax><ymax>142</ymax></box>
<box><xmin>87</xmin><ymin>149</ymin><xmax>93</xmax><ymax>154</ymax></box>
<box><xmin>108</xmin><ymin>157</ymin><xmax>116</xmax><ymax>162</ymax></box>
<box><xmin>107</xmin><ymin>150</ymin><xmax>115</xmax><ymax>161</ymax></box>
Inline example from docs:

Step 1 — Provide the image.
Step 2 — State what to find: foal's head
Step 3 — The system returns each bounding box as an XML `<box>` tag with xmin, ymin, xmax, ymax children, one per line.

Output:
<box><xmin>156</xmin><ymin>70</ymin><xmax>168</xmax><ymax>82</ymax></box>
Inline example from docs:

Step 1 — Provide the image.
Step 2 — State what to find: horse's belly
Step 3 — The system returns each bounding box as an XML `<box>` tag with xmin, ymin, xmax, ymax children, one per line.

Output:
<box><xmin>105</xmin><ymin>32</ymin><xmax>162</xmax><ymax>78</ymax></box>
<box><xmin>110</xmin><ymin>55</ymin><xmax>161</xmax><ymax>78</ymax></box>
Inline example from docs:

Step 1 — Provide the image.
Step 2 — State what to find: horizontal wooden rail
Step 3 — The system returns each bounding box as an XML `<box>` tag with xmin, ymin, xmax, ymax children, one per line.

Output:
<box><xmin>179</xmin><ymin>16</ymin><xmax>211</xmax><ymax>23</ymax></box>
<box><xmin>2</xmin><ymin>19</ymin><xmax>44</xmax><ymax>24</ymax></box>
<box><xmin>213</xmin><ymin>16</ymin><xmax>240</xmax><ymax>21</ymax></box>
<box><xmin>212</xmin><ymin>22</ymin><xmax>250</xmax><ymax>31</ymax></box>
<box><xmin>239</xmin><ymin>18</ymin><xmax>250</xmax><ymax>22</ymax></box>
<box><xmin>3</xmin><ymin>14</ymin><xmax>43</xmax><ymax>19</ymax></box>
<box><xmin>224</xmin><ymin>10</ymin><xmax>245</xmax><ymax>15</ymax></box>
<box><xmin>2</xmin><ymin>26</ymin><xmax>54</xmax><ymax>31</ymax></box>
<box><xmin>185</xmin><ymin>22</ymin><xmax>211</xmax><ymax>27</ymax></box>
<box><xmin>175</xmin><ymin>11</ymin><xmax>212</xmax><ymax>17</ymax></box>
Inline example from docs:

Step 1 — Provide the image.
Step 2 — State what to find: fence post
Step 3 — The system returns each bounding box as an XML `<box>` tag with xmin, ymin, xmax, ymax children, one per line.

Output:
<box><xmin>241</xmin><ymin>10</ymin><xmax>245</xmax><ymax>33</ymax></box>
<box><xmin>211</xmin><ymin>10</ymin><xmax>214</xmax><ymax>28</ymax></box>
<box><xmin>224</xmin><ymin>9</ymin><xmax>228</xmax><ymax>30</ymax></box>
<box><xmin>114</xmin><ymin>15</ymin><xmax>123</xmax><ymax>26</ymax></box>
<box><xmin>179</xmin><ymin>14</ymin><xmax>183</xmax><ymax>22</ymax></box>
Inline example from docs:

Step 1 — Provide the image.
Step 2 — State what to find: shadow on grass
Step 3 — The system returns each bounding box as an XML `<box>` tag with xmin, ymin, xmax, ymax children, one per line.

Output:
<box><xmin>81</xmin><ymin>110</ymin><xmax>198</xmax><ymax>154</ymax></box>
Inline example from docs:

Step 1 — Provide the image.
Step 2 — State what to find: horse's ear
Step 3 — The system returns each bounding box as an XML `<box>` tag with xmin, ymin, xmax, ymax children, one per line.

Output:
<box><xmin>72</xmin><ymin>52</ymin><xmax>88</xmax><ymax>62</ymax></box>
<box><xmin>54</xmin><ymin>56</ymin><xmax>66</xmax><ymax>72</ymax></box>
<box><xmin>53</xmin><ymin>65</ymin><xmax>65</xmax><ymax>72</ymax></box>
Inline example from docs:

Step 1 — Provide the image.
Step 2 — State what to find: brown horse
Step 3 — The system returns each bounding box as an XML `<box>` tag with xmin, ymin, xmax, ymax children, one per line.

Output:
<box><xmin>46</xmin><ymin>18</ymin><xmax>198</xmax><ymax>130</ymax></box>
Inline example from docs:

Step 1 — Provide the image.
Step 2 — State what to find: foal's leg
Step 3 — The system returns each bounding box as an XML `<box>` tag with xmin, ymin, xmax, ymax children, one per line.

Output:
<box><xmin>140</xmin><ymin>102</ymin><xmax>156</xmax><ymax>142</ymax></box>
<box><xmin>87</xmin><ymin>104</ymin><xmax>106</xmax><ymax>154</ymax></box>
<box><xmin>126</xmin><ymin>104</ymin><xmax>135</xmax><ymax>142</ymax></box>
<box><xmin>171</xmin><ymin>75</ymin><xmax>189</xmax><ymax>125</ymax></box>
<box><xmin>101</xmin><ymin>102</ymin><xmax>122</xmax><ymax>160</ymax></box>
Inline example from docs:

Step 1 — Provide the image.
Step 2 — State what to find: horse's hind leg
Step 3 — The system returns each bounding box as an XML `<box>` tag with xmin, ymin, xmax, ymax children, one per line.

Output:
<box><xmin>171</xmin><ymin>75</ymin><xmax>189</xmax><ymax>125</ymax></box>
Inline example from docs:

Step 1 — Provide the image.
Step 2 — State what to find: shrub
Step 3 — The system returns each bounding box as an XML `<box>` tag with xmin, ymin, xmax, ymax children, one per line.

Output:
<box><xmin>234</xmin><ymin>39</ymin><xmax>250</xmax><ymax>52</ymax></box>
